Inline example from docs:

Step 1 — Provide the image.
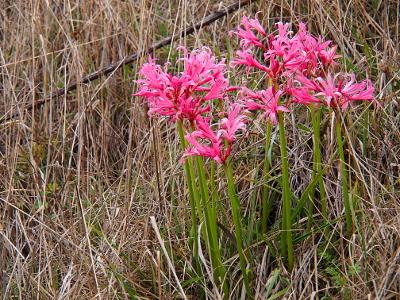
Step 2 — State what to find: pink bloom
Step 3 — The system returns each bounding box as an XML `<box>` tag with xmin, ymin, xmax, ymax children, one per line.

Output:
<box><xmin>266</xmin><ymin>55</ymin><xmax>284</xmax><ymax>78</ymax></box>
<box><xmin>239</xmin><ymin>86</ymin><xmax>290</xmax><ymax>124</ymax></box>
<box><xmin>181</xmin><ymin>116</ymin><xmax>226</xmax><ymax>163</ymax></box>
<box><xmin>319</xmin><ymin>45</ymin><xmax>341</xmax><ymax>68</ymax></box>
<box><xmin>177</xmin><ymin>46</ymin><xmax>226</xmax><ymax>83</ymax></box>
<box><xmin>134</xmin><ymin>47</ymin><xmax>231</xmax><ymax>122</ymax></box>
<box><xmin>134</xmin><ymin>57</ymin><xmax>169</xmax><ymax>91</ymax></box>
<box><xmin>276</xmin><ymin>22</ymin><xmax>293</xmax><ymax>39</ymax></box>
<box><xmin>230</xmin><ymin>49</ymin><xmax>271</xmax><ymax>74</ymax></box>
<box><xmin>291</xmin><ymin>88</ymin><xmax>322</xmax><ymax>105</ymax></box>
<box><xmin>294</xmin><ymin>73</ymin><xmax>377</xmax><ymax>110</ymax></box>
<box><xmin>229</xmin><ymin>13</ymin><xmax>268</xmax><ymax>50</ymax></box>
<box><xmin>248</xmin><ymin>13</ymin><xmax>267</xmax><ymax>37</ymax></box>
<box><xmin>182</xmin><ymin>106</ymin><xmax>248</xmax><ymax>163</ymax></box>
<box><xmin>267</xmin><ymin>22</ymin><xmax>292</xmax><ymax>57</ymax></box>
<box><xmin>182</xmin><ymin>135</ymin><xmax>224</xmax><ymax>163</ymax></box>
<box><xmin>219</xmin><ymin>104</ymin><xmax>248</xmax><ymax>143</ymax></box>
<box><xmin>230</xmin><ymin>19</ymin><xmax>342</xmax><ymax>80</ymax></box>
<box><xmin>291</xmin><ymin>23</ymin><xmax>341</xmax><ymax>74</ymax></box>
<box><xmin>202</xmin><ymin>78</ymin><xmax>226</xmax><ymax>101</ymax></box>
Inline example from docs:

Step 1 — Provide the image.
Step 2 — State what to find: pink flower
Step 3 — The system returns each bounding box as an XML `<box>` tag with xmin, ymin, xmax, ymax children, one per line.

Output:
<box><xmin>182</xmin><ymin>117</ymin><xmax>223</xmax><ymax>162</ymax></box>
<box><xmin>267</xmin><ymin>22</ymin><xmax>292</xmax><ymax>56</ymax></box>
<box><xmin>177</xmin><ymin>46</ymin><xmax>226</xmax><ymax>83</ymax></box>
<box><xmin>290</xmin><ymin>23</ymin><xmax>341</xmax><ymax>75</ymax></box>
<box><xmin>134</xmin><ymin>57</ymin><xmax>169</xmax><ymax>91</ymax></box>
<box><xmin>230</xmin><ymin>19</ymin><xmax>342</xmax><ymax>80</ymax></box>
<box><xmin>182</xmin><ymin>106</ymin><xmax>248</xmax><ymax>163</ymax></box>
<box><xmin>219</xmin><ymin>104</ymin><xmax>248</xmax><ymax>143</ymax></box>
<box><xmin>294</xmin><ymin>73</ymin><xmax>377</xmax><ymax>110</ymax></box>
<box><xmin>276</xmin><ymin>22</ymin><xmax>293</xmax><ymax>40</ymax></box>
<box><xmin>291</xmin><ymin>88</ymin><xmax>322</xmax><ymax>105</ymax></box>
<box><xmin>202</xmin><ymin>78</ymin><xmax>227</xmax><ymax>101</ymax></box>
<box><xmin>319</xmin><ymin>45</ymin><xmax>341</xmax><ymax>68</ymax></box>
<box><xmin>134</xmin><ymin>47</ymin><xmax>231</xmax><ymax>122</ymax></box>
<box><xmin>230</xmin><ymin>49</ymin><xmax>271</xmax><ymax>74</ymax></box>
<box><xmin>239</xmin><ymin>86</ymin><xmax>290</xmax><ymax>124</ymax></box>
<box><xmin>229</xmin><ymin>13</ymin><xmax>268</xmax><ymax>50</ymax></box>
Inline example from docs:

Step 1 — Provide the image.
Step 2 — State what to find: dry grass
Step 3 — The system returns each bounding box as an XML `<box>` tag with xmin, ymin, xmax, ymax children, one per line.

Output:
<box><xmin>1</xmin><ymin>0</ymin><xmax>399</xmax><ymax>299</ymax></box>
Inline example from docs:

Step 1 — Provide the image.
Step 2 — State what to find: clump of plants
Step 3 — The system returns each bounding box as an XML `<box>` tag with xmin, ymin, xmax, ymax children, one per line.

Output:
<box><xmin>134</xmin><ymin>12</ymin><xmax>379</xmax><ymax>299</ymax></box>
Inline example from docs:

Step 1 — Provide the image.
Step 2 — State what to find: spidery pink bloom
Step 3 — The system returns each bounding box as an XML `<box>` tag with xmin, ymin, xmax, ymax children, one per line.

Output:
<box><xmin>182</xmin><ymin>106</ymin><xmax>248</xmax><ymax>163</ymax></box>
<box><xmin>229</xmin><ymin>12</ymin><xmax>268</xmax><ymax>51</ymax></box>
<box><xmin>290</xmin><ymin>88</ymin><xmax>322</xmax><ymax>106</ymax></box>
<box><xmin>219</xmin><ymin>104</ymin><xmax>248</xmax><ymax>143</ymax></box>
<box><xmin>182</xmin><ymin>117</ymin><xmax>224</xmax><ymax>162</ymax></box>
<box><xmin>239</xmin><ymin>86</ymin><xmax>290</xmax><ymax>124</ymax></box>
<box><xmin>230</xmin><ymin>16</ymin><xmax>342</xmax><ymax>81</ymax></box>
<box><xmin>294</xmin><ymin>73</ymin><xmax>378</xmax><ymax>110</ymax></box>
<box><xmin>134</xmin><ymin>47</ymin><xmax>233</xmax><ymax>122</ymax></box>
<box><xmin>290</xmin><ymin>23</ymin><xmax>341</xmax><ymax>76</ymax></box>
<box><xmin>229</xmin><ymin>49</ymin><xmax>271</xmax><ymax>74</ymax></box>
<box><xmin>266</xmin><ymin>22</ymin><xmax>292</xmax><ymax>57</ymax></box>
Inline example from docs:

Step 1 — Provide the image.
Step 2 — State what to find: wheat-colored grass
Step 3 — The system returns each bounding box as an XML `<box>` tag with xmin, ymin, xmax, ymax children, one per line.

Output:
<box><xmin>1</xmin><ymin>0</ymin><xmax>399</xmax><ymax>299</ymax></box>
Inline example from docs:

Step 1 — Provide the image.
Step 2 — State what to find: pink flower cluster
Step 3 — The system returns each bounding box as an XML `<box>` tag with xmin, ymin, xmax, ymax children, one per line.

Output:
<box><xmin>230</xmin><ymin>17</ymin><xmax>340</xmax><ymax>79</ymax></box>
<box><xmin>293</xmin><ymin>74</ymin><xmax>376</xmax><ymax>110</ymax></box>
<box><xmin>134</xmin><ymin>47</ymin><xmax>231</xmax><ymax>122</ymax></box>
<box><xmin>239</xmin><ymin>86</ymin><xmax>290</xmax><ymax>124</ymax></box>
<box><xmin>230</xmin><ymin>13</ymin><xmax>378</xmax><ymax>117</ymax></box>
<box><xmin>134</xmin><ymin>47</ymin><xmax>246</xmax><ymax>163</ymax></box>
<box><xmin>134</xmin><ymin>14</ymin><xmax>379</xmax><ymax>162</ymax></box>
<box><xmin>182</xmin><ymin>105</ymin><xmax>247</xmax><ymax>163</ymax></box>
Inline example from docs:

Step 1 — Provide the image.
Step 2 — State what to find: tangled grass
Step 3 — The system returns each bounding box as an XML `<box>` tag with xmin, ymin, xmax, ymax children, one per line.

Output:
<box><xmin>1</xmin><ymin>0</ymin><xmax>399</xmax><ymax>299</ymax></box>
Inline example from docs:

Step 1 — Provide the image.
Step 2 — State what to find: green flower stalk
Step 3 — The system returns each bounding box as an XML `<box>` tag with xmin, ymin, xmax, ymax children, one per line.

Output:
<box><xmin>177</xmin><ymin>121</ymin><xmax>202</xmax><ymax>271</ymax></box>
<box><xmin>224</xmin><ymin>161</ymin><xmax>252</xmax><ymax>299</ymax></box>
<box><xmin>335</xmin><ymin>113</ymin><xmax>353</xmax><ymax>232</ymax></box>
<box><xmin>182</xmin><ymin>106</ymin><xmax>250</xmax><ymax>298</ymax></box>
<box><xmin>277</xmin><ymin>109</ymin><xmax>294</xmax><ymax>271</ymax></box>
<box><xmin>308</xmin><ymin>103</ymin><xmax>328</xmax><ymax>234</ymax></box>
<box><xmin>261</xmin><ymin>121</ymin><xmax>272</xmax><ymax>234</ymax></box>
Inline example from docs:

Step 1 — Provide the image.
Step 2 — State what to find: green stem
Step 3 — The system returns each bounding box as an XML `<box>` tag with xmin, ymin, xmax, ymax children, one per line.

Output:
<box><xmin>309</xmin><ymin>104</ymin><xmax>327</xmax><ymax>234</ymax></box>
<box><xmin>176</xmin><ymin>121</ymin><xmax>205</xmax><ymax>280</ymax></box>
<box><xmin>195</xmin><ymin>155</ymin><xmax>228</xmax><ymax>297</ymax></box>
<box><xmin>262</xmin><ymin>122</ymin><xmax>272</xmax><ymax>234</ymax></box>
<box><xmin>211</xmin><ymin>160</ymin><xmax>230</xmax><ymax>297</ymax></box>
<box><xmin>180</xmin><ymin>121</ymin><xmax>228</xmax><ymax>295</ymax></box>
<box><xmin>177</xmin><ymin>122</ymin><xmax>198</xmax><ymax>253</ymax></box>
<box><xmin>335</xmin><ymin>113</ymin><xmax>352</xmax><ymax>233</ymax></box>
<box><xmin>224</xmin><ymin>162</ymin><xmax>252</xmax><ymax>299</ymax></box>
<box><xmin>278</xmin><ymin>110</ymin><xmax>293</xmax><ymax>271</ymax></box>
